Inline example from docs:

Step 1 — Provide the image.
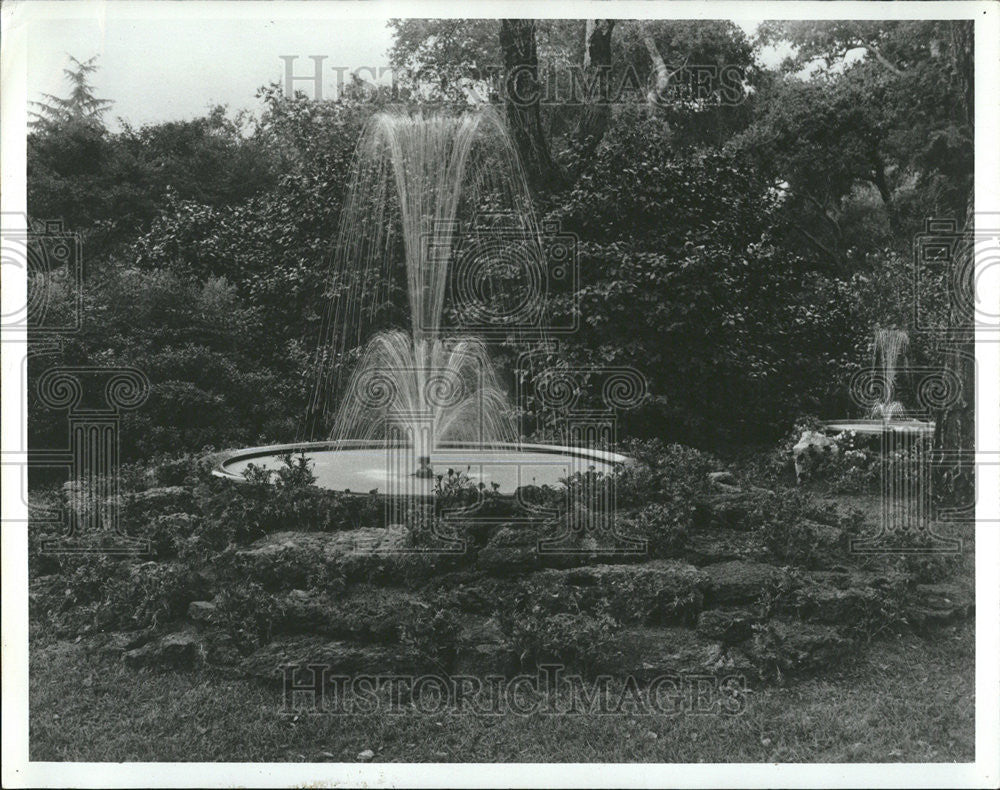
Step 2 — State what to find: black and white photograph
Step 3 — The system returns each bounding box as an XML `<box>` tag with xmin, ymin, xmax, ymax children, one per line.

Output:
<box><xmin>1</xmin><ymin>1</ymin><xmax>998</xmax><ymax>787</ymax></box>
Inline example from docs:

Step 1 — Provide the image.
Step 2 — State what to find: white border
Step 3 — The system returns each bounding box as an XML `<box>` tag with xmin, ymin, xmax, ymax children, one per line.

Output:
<box><xmin>2</xmin><ymin>2</ymin><xmax>998</xmax><ymax>788</ymax></box>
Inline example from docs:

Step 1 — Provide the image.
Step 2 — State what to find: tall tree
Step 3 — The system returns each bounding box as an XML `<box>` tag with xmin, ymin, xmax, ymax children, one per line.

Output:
<box><xmin>30</xmin><ymin>55</ymin><xmax>112</xmax><ymax>131</ymax></box>
<box><xmin>499</xmin><ymin>19</ymin><xmax>561</xmax><ymax>188</ymax></box>
<box><xmin>574</xmin><ymin>20</ymin><xmax>616</xmax><ymax>154</ymax></box>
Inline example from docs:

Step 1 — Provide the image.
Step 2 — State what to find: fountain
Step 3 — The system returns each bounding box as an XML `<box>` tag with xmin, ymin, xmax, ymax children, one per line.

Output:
<box><xmin>824</xmin><ymin>328</ymin><xmax>934</xmax><ymax>436</ymax></box>
<box><xmin>215</xmin><ymin>109</ymin><xmax>627</xmax><ymax>494</ymax></box>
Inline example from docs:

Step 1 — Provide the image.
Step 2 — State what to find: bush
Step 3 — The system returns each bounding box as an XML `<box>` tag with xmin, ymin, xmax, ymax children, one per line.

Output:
<box><xmin>214</xmin><ymin>581</ymin><xmax>284</xmax><ymax>652</ymax></box>
<box><xmin>195</xmin><ymin>459</ymin><xmax>381</xmax><ymax>551</ymax></box>
<box><xmin>137</xmin><ymin>512</ymin><xmax>202</xmax><ymax>559</ymax></box>
<box><xmin>399</xmin><ymin>605</ymin><xmax>464</xmax><ymax>671</ymax></box>
<box><xmin>99</xmin><ymin>561</ymin><xmax>209</xmax><ymax>631</ymax></box>
<box><xmin>740</xmin><ymin>490</ymin><xmax>829</xmax><ymax>567</ymax></box>
<box><xmin>616</xmin><ymin>439</ymin><xmax>719</xmax><ymax>506</ymax></box>
<box><xmin>505</xmin><ymin>611</ymin><xmax>621</xmax><ymax>673</ymax></box>
<box><xmin>622</xmin><ymin>502</ymin><xmax>691</xmax><ymax>558</ymax></box>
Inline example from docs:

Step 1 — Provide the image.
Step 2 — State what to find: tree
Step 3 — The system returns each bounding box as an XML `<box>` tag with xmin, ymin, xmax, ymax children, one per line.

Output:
<box><xmin>30</xmin><ymin>55</ymin><xmax>113</xmax><ymax>131</ymax></box>
<box><xmin>755</xmin><ymin>20</ymin><xmax>975</xmax><ymax>494</ymax></box>
<box><xmin>388</xmin><ymin>18</ymin><xmax>501</xmax><ymax>102</ymax></box>
<box><xmin>574</xmin><ymin>20</ymin><xmax>616</xmax><ymax>154</ymax></box>
<box><xmin>499</xmin><ymin>19</ymin><xmax>561</xmax><ymax>189</ymax></box>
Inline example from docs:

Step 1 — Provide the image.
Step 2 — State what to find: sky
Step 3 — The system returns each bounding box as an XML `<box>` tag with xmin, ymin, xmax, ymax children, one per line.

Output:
<box><xmin>26</xmin><ymin>8</ymin><xmax>779</xmax><ymax>131</ymax></box>
<box><xmin>28</xmin><ymin>14</ymin><xmax>397</xmax><ymax>130</ymax></box>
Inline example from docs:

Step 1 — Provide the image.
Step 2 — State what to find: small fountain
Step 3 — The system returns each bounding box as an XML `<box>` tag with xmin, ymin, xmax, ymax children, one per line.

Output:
<box><xmin>215</xmin><ymin>109</ymin><xmax>626</xmax><ymax>493</ymax></box>
<box><xmin>824</xmin><ymin>328</ymin><xmax>934</xmax><ymax>436</ymax></box>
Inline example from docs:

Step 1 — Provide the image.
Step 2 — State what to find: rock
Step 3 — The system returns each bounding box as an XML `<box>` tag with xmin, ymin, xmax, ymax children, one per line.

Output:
<box><xmin>61</xmin><ymin>480</ymin><xmax>122</xmax><ymax>524</ymax></box>
<box><xmin>188</xmin><ymin>601</ymin><xmax>217</xmax><ymax>623</ymax></box>
<box><xmin>744</xmin><ymin>619</ymin><xmax>853</xmax><ymax>677</ymax></box>
<box><xmin>780</xmin><ymin>572</ymin><xmax>884</xmax><ymax>626</ymax></box>
<box><xmin>125</xmin><ymin>486</ymin><xmax>196</xmax><ymax>518</ymax></box>
<box><xmin>476</xmin><ymin>526</ymin><xmax>541</xmax><ymax>574</ymax></box>
<box><xmin>906</xmin><ymin>582</ymin><xmax>974</xmax><ymax>628</ymax></box>
<box><xmin>708</xmin><ymin>471</ymin><xmax>736</xmax><ymax>486</ymax></box>
<box><xmin>714</xmin><ymin>483</ymin><xmax>743</xmax><ymax>495</ymax></box>
<box><xmin>697</xmin><ymin>608</ymin><xmax>756</xmax><ymax>644</ymax></box>
<box><xmin>792</xmin><ymin>430</ymin><xmax>839</xmax><ymax>484</ymax></box>
<box><xmin>702</xmin><ymin>560</ymin><xmax>791</xmax><ymax>606</ymax></box>
<box><xmin>804</xmin><ymin>520</ymin><xmax>847</xmax><ymax>554</ymax></box>
<box><xmin>529</xmin><ymin>561</ymin><xmax>708</xmax><ymax>625</ymax></box>
<box><xmin>683</xmin><ymin>529</ymin><xmax>759</xmax><ymax>566</ymax></box>
<box><xmin>454</xmin><ymin>615</ymin><xmax>516</xmax><ymax>676</ymax></box>
<box><xmin>234</xmin><ymin>527</ymin><xmax>462</xmax><ymax>589</ymax></box>
<box><xmin>775</xmin><ymin>569</ymin><xmax>916</xmax><ymax>628</ymax></box>
<box><xmin>275</xmin><ymin>585</ymin><xmax>423</xmax><ymax>641</ymax></box>
<box><xmin>357</xmin><ymin>749</ymin><xmax>375</xmax><ymax>762</ymax></box>
<box><xmin>84</xmin><ymin>630</ymin><xmax>144</xmax><ymax>660</ymax></box>
<box><xmin>123</xmin><ymin>631</ymin><xmax>203</xmax><ymax>670</ymax></box>
<box><xmin>433</xmin><ymin>575</ymin><xmax>520</xmax><ymax>615</ymax></box>
<box><xmin>200</xmin><ymin>628</ymin><xmax>242</xmax><ymax>666</ymax></box>
<box><xmin>597</xmin><ymin>626</ymin><xmax>726</xmax><ymax>681</ymax></box>
<box><xmin>698</xmin><ymin>489</ymin><xmax>774</xmax><ymax>531</ymax></box>
<box><xmin>238</xmin><ymin>635</ymin><xmax>427</xmax><ymax>683</ymax></box>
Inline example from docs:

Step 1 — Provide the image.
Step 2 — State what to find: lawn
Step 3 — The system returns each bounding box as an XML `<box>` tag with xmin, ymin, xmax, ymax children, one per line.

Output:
<box><xmin>29</xmin><ymin>619</ymin><xmax>974</xmax><ymax>763</ymax></box>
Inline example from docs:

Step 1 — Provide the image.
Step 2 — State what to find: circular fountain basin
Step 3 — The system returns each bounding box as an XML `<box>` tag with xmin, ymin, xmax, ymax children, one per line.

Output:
<box><xmin>213</xmin><ymin>440</ymin><xmax>629</xmax><ymax>496</ymax></box>
<box><xmin>823</xmin><ymin>418</ymin><xmax>935</xmax><ymax>435</ymax></box>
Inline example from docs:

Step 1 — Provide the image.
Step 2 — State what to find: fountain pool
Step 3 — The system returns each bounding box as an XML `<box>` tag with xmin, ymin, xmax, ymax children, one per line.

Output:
<box><xmin>213</xmin><ymin>441</ymin><xmax>628</xmax><ymax>496</ymax></box>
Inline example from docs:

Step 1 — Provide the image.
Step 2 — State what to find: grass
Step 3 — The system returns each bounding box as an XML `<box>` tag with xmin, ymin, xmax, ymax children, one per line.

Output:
<box><xmin>30</xmin><ymin>620</ymin><xmax>974</xmax><ymax>763</ymax></box>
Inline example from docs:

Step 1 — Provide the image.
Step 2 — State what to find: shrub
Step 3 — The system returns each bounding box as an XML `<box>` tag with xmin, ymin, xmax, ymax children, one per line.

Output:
<box><xmin>622</xmin><ymin>502</ymin><xmax>691</xmax><ymax>558</ymax></box>
<box><xmin>138</xmin><ymin>512</ymin><xmax>202</xmax><ymax>559</ymax></box>
<box><xmin>742</xmin><ymin>490</ymin><xmax>830</xmax><ymax>567</ymax></box>
<box><xmin>505</xmin><ymin>611</ymin><xmax>620</xmax><ymax>674</ymax></box>
<box><xmin>616</xmin><ymin>439</ymin><xmax>719</xmax><ymax>507</ymax></box>
<box><xmin>399</xmin><ymin>605</ymin><xmax>464</xmax><ymax>671</ymax></box>
<box><xmin>99</xmin><ymin>560</ymin><xmax>209</xmax><ymax>631</ymax></box>
<box><xmin>146</xmin><ymin>450</ymin><xmax>221</xmax><ymax>487</ymax></box>
<box><xmin>196</xmin><ymin>474</ymin><xmax>381</xmax><ymax>551</ymax></box>
<box><xmin>214</xmin><ymin>581</ymin><xmax>284</xmax><ymax>652</ymax></box>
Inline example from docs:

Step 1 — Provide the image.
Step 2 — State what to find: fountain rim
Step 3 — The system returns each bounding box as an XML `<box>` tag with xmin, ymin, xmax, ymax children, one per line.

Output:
<box><xmin>212</xmin><ymin>439</ymin><xmax>633</xmax><ymax>489</ymax></box>
<box><xmin>822</xmin><ymin>418</ymin><xmax>935</xmax><ymax>435</ymax></box>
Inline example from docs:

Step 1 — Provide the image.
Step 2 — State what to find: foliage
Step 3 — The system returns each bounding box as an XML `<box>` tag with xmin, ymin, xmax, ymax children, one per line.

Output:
<box><xmin>27</xmin><ymin>265</ymin><xmax>305</xmax><ymax>462</ymax></box>
<box><xmin>243</xmin><ymin>452</ymin><xmax>317</xmax><ymax>489</ymax></box>
<box><xmin>399</xmin><ymin>605</ymin><xmax>464</xmax><ymax>670</ymax></box>
<box><xmin>505</xmin><ymin>611</ymin><xmax>621</xmax><ymax>673</ymax></box>
<box><xmin>99</xmin><ymin>561</ymin><xmax>208</xmax><ymax>631</ymax></box>
<box><xmin>30</xmin><ymin>55</ymin><xmax>113</xmax><ymax>131</ymax></box>
<box><xmin>739</xmin><ymin>489</ymin><xmax>836</xmax><ymax>567</ymax></box>
<box><xmin>214</xmin><ymin>581</ymin><xmax>284</xmax><ymax>652</ymax></box>
<box><xmin>25</xmin><ymin>21</ymin><xmax>971</xmax><ymax>460</ymax></box>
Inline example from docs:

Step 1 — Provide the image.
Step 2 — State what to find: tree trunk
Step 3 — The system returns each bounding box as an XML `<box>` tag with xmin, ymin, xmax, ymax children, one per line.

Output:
<box><xmin>574</xmin><ymin>19</ymin><xmax>615</xmax><ymax>155</ymax></box>
<box><xmin>642</xmin><ymin>30</ymin><xmax>671</xmax><ymax>106</ymax></box>
<box><xmin>870</xmin><ymin>143</ymin><xmax>899</xmax><ymax>234</ymax></box>
<box><xmin>499</xmin><ymin>19</ymin><xmax>560</xmax><ymax>189</ymax></box>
